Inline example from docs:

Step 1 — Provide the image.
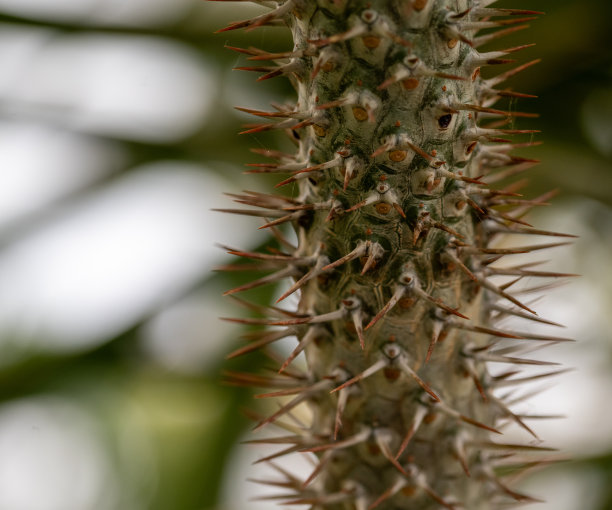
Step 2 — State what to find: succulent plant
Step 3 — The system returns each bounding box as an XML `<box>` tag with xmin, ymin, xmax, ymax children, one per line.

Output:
<box><xmin>213</xmin><ymin>1</ymin><xmax>575</xmax><ymax>508</ymax></box>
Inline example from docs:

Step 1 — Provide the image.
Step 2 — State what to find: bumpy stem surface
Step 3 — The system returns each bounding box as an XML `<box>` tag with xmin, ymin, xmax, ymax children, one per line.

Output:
<box><xmin>218</xmin><ymin>1</ymin><xmax>569</xmax><ymax>508</ymax></box>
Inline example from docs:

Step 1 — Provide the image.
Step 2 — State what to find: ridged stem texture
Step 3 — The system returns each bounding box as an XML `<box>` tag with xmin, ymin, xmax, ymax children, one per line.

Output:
<box><xmin>217</xmin><ymin>1</ymin><xmax>572</xmax><ymax>509</ymax></box>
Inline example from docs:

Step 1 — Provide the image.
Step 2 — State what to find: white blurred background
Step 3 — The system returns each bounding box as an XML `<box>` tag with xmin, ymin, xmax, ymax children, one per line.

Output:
<box><xmin>0</xmin><ymin>0</ymin><xmax>610</xmax><ymax>509</ymax></box>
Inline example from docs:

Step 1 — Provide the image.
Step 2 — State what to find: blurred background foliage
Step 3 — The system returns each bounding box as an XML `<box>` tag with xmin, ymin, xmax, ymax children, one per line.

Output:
<box><xmin>0</xmin><ymin>0</ymin><xmax>609</xmax><ymax>509</ymax></box>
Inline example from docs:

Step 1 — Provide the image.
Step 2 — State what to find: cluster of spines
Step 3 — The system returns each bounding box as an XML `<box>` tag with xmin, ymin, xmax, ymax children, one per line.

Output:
<box><xmin>212</xmin><ymin>1</ymin><xmax>573</xmax><ymax>508</ymax></box>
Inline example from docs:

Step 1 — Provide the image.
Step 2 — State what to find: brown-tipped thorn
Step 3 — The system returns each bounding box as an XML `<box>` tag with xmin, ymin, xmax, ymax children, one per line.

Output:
<box><xmin>490</xmin><ymin>303</ymin><xmax>564</xmax><ymax>327</ymax></box>
<box><xmin>330</xmin><ymin>359</ymin><xmax>387</xmax><ymax>394</ymax></box>
<box><xmin>459</xmin><ymin>414</ymin><xmax>501</xmax><ymax>434</ymax></box>
<box><xmin>453</xmin><ymin>435</ymin><xmax>471</xmax><ymax>477</ymax></box>
<box><xmin>371</xmin><ymin>140</ymin><xmax>393</xmax><ymax>158</ymax></box>
<box><xmin>369</xmin><ymin>478</ymin><xmax>406</xmax><ymax>510</ymax></box>
<box><xmin>234</xmin><ymin>106</ymin><xmax>295</xmax><ymax>118</ymax></box>
<box><xmin>360</xmin><ymin>253</ymin><xmax>377</xmax><ymax>275</ymax></box>
<box><xmin>278</xmin><ymin>327</ymin><xmax>320</xmax><ymax>374</ymax></box>
<box><xmin>308</xmin><ymin>24</ymin><xmax>367</xmax><ymax>48</ymax></box>
<box><xmin>487</xmin><ymin>267</ymin><xmax>579</xmax><ymax>279</ymax></box>
<box><xmin>433</xmin><ymin>400</ymin><xmax>501</xmax><ymax>434</ymax></box>
<box><xmin>469</xmin><ymin>441</ymin><xmax>557</xmax><ymax>453</ymax></box>
<box><xmin>462</xmin><ymin>358</ymin><xmax>488</xmax><ymax>401</ymax></box>
<box><xmin>374</xmin><ymin>430</ymin><xmax>410</xmax><ymax>476</ymax></box>
<box><xmin>413</xmin><ymin>287</ymin><xmax>469</xmax><ymax>320</ymax></box>
<box><xmin>316</xmin><ymin>98</ymin><xmax>348</xmax><ymax>110</ymax></box>
<box><xmin>350</xmin><ymin>306</ymin><xmax>366</xmax><ymax>350</ymax></box>
<box><xmin>258</xmin><ymin>213</ymin><xmax>301</xmax><ymax>230</ymax></box>
<box><xmin>496</xmin><ymin>89</ymin><xmax>538</xmax><ymax>99</ymax></box>
<box><xmin>489</xmin><ymin>58</ymin><xmax>542</xmax><ymax>86</ymax></box>
<box><xmin>458</xmin><ymin>103</ymin><xmax>538</xmax><ymax>118</ymax></box>
<box><xmin>395</xmin><ymin>405</ymin><xmax>427</xmax><ymax>459</ymax></box>
<box><xmin>392</xmin><ymin>202</ymin><xmax>407</xmax><ymax>218</ymax></box>
<box><xmin>275</xmin><ymin>263</ymin><xmax>322</xmax><ymax>304</ymax></box>
<box><xmin>491</xmin><ymin>394</ymin><xmax>539</xmax><ymax>439</ymax></box>
<box><xmin>492</xmin><ymin>8</ymin><xmax>545</xmax><ymax>15</ymax></box>
<box><xmin>226</xmin><ymin>328</ymin><xmax>294</xmax><ymax>360</ymax></box>
<box><xmin>300</xmin><ymin>450</ymin><xmax>332</xmax><ymax>489</ymax></box>
<box><xmin>254</xmin><ymin>379</ymin><xmax>332</xmax><ymax>431</ymax></box>
<box><xmin>426</xmin><ymin>322</ymin><xmax>445</xmax><ymax>363</ymax></box>
<box><xmin>444</xmin><ymin>250</ymin><xmax>478</xmax><ymax>281</ymax></box>
<box><xmin>398</xmin><ymin>358</ymin><xmax>440</xmax><ymax>402</ymax></box>
<box><xmin>223</xmin><ymin>266</ymin><xmax>297</xmax><ymax>296</ymax></box>
<box><xmin>345</xmin><ymin>198</ymin><xmax>370</xmax><ymax>214</ymax></box>
<box><xmin>322</xmin><ymin>242</ymin><xmax>367</xmax><ymax>272</ymax></box>
<box><xmin>493</xmin><ymin>368</ymin><xmax>573</xmax><ymax>388</ymax></box>
<box><xmin>473</xmin><ymin>24</ymin><xmax>530</xmax><ymax>48</ymax></box>
<box><xmin>303</xmin><ymin>427</ymin><xmax>371</xmax><ymax>454</ymax></box>
<box><xmin>365</xmin><ymin>286</ymin><xmax>405</xmax><ymax>330</ymax></box>
<box><xmin>473</xmin><ymin>351</ymin><xmax>561</xmax><ymax>366</ymax></box>
<box><xmin>452</xmin><ymin>322</ymin><xmax>525</xmax><ymax>339</ymax></box>
<box><xmin>477</xmin><ymin>275</ymin><xmax>538</xmax><ymax>315</ymax></box>
<box><xmin>334</xmin><ymin>386</ymin><xmax>350</xmax><ymax>440</ymax></box>
<box><xmin>489</xmin><ymin>225</ymin><xmax>578</xmax><ymax>239</ymax></box>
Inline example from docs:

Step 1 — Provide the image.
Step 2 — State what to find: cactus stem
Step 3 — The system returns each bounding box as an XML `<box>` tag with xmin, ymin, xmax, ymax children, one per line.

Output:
<box><xmin>212</xmin><ymin>1</ymin><xmax>569</xmax><ymax>506</ymax></box>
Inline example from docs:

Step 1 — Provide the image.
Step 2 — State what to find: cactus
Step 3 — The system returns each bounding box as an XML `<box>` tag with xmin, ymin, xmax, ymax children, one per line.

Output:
<box><xmin>214</xmin><ymin>1</ymin><xmax>574</xmax><ymax>508</ymax></box>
